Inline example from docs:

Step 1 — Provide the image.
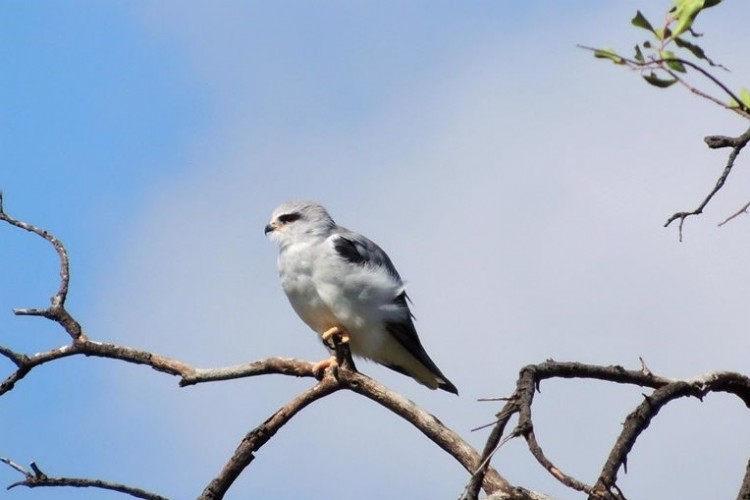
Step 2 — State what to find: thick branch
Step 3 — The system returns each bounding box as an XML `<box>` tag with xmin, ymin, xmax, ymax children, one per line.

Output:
<box><xmin>336</xmin><ymin>366</ymin><xmax>511</xmax><ymax>495</ymax></box>
<box><xmin>592</xmin><ymin>381</ymin><xmax>702</xmax><ymax>497</ymax></box>
<box><xmin>198</xmin><ymin>376</ymin><xmax>341</xmax><ymax>500</ymax></box>
<box><xmin>0</xmin><ymin>337</ymin><xmax>328</xmax><ymax>397</ymax></box>
<box><xmin>198</xmin><ymin>341</ymin><xmax>518</xmax><ymax>500</ymax></box>
<box><xmin>514</xmin><ymin>366</ymin><xmax>596</xmax><ymax>495</ymax></box>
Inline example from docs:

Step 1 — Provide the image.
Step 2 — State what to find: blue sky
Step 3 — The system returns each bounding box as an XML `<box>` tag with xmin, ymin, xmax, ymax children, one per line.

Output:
<box><xmin>2</xmin><ymin>2</ymin><xmax>750</xmax><ymax>499</ymax></box>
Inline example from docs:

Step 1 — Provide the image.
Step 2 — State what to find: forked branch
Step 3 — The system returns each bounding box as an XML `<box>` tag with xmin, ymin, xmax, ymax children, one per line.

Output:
<box><xmin>0</xmin><ymin>196</ymin><xmax>518</xmax><ymax>499</ymax></box>
<box><xmin>663</xmin><ymin>125</ymin><xmax>750</xmax><ymax>240</ymax></box>
<box><xmin>468</xmin><ymin>361</ymin><xmax>750</xmax><ymax>500</ymax></box>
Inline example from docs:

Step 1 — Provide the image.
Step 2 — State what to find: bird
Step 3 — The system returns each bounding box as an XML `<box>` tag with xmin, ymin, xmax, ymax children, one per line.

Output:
<box><xmin>265</xmin><ymin>200</ymin><xmax>458</xmax><ymax>394</ymax></box>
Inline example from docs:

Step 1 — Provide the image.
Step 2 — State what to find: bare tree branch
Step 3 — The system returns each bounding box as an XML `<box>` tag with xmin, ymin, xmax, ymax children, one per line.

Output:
<box><xmin>0</xmin><ymin>457</ymin><xmax>28</xmax><ymax>476</ymax></box>
<box><xmin>0</xmin><ymin>192</ymin><xmax>83</xmax><ymax>340</ymax></box>
<box><xmin>469</xmin><ymin>361</ymin><xmax>750</xmax><ymax>499</ymax></box>
<box><xmin>1</xmin><ymin>198</ymin><xmax>521</xmax><ymax>500</ymax></box>
<box><xmin>335</xmin><ymin>362</ymin><xmax>512</xmax><ymax>496</ymax></box>
<box><xmin>197</xmin><ymin>338</ymin><xmax>520</xmax><ymax>498</ymax></box>
<box><xmin>593</xmin><ymin>381</ymin><xmax>701</xmax><ymax>497</ymax></box>
<box><xmin>663</xmin><ymin>125</ymin><xmax>750</xmax><ymax>240</ymax></box>
<box><xmin>462</xmin><ymin>398</ymin><xmax>519</xmax><ymax>500</ymax></box>
<box><xmin>1</xmin><ymin>458</ymin><xmax>169</xmax><ymax>500</ymax></box>
<box><xmin>198</xmin><ymin>375</ymin><xmax>342</xmax><ymax>500</ymax></box>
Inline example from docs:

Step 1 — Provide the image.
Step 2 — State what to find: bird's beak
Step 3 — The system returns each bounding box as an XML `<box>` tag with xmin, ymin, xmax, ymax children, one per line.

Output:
<box><xmin>264</xmin><ymin>223</ymin><xmax>275</xmax><ymax>235</ymax></box>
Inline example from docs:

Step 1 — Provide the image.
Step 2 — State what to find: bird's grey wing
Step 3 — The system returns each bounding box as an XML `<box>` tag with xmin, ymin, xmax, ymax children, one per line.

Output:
<box><xmin>331</xmin><ymin>229</ymin><xmax>457</xmax><ymax>394</ymax></box>
<box><xmin>330</xmin><ymin>228</ymin><xmax>402</xmax><ymax>281</ymax></box>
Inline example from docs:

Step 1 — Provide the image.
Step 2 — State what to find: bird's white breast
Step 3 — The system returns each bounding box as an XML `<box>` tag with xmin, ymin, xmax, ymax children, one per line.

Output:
<box><xmin>277</xmin><ymin>239</ymin><xmax>340</xmax><ymax>334</ymax></box>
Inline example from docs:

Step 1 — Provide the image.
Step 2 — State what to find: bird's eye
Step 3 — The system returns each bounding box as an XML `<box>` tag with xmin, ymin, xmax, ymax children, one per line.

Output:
<box><xmin>278</xmin><ymin>212</ymin><xmax>301</xmax><ymax>224</ymax></box>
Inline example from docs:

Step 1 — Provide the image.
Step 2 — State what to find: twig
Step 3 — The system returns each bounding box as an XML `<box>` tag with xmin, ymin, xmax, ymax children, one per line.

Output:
<box><xmin>0</xmin><ymin>457</ymin><xmax>29</xmax><ymax>476</ymax></box>
<box><xmin>0</xmin><ymin>193</ymin><xmax>83</xmax><ymax>340</ymax></box>
<box><xmin>718</xmin><ymin>200</ymin><xmax>750</xmax><ymax>226</ymax></box>
<box><xmin>1</xmin><ymin>458</ymin><xmax>169</xmax><ymax>500</ymax></box>
<box><xmin>461</xmin><ymin>398</ymin><xmax>519</xmax><ymax>500</ymax></box>
<box><xmin>578</xmin><ymin>46</ymin><xmax>750</xmax><ymax>118</ymax></box>
<box><xmin>0</xmin><ymin>346</ymin><xmax>28</xmax><ymax>368</ymax></box>
<box><xmin>655</xmin><ymin>58</ymin><xmax>750</xmax><ymax>117</ymax></box>
<box><xmin>663</xmin><ymin>125</ymin><xmax>750</xmax><ymax>239</ymax></box>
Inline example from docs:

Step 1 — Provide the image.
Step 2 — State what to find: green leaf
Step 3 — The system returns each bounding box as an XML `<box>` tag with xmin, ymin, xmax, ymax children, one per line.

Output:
<box><xmin>634</xmin><ymin>45</ymin><xmax>645</xmax><ymax>63</ymax></box>
<box><xmin>631</xmin><ymin>10</ymin><xmax>655</xmax><ymax>33</ymax></box>
<box><xmin>670</xmin><ymin>0</ymin><xmax>723</xmax><ymax>39</ymax></box>
<box><xmin>739</xmin><ymin>87</ymin><xmax>750</xmax><ymax>110</ymax></box>
<box><xmin>673</xmin><ymin>36</ymin><xmax>705</xmax><ymax>58</ymax></box>
<box><xmin>642</xmin><ymin>71</ymin><xmax>678</xmax><ymax>88</ymax></box>
<box><xmin>660</xmin><ymin>50</ymin><xmax>686</xmax><ymax>72</ymax></box>
<box><xmin>673</xmin><ymin>36</ymin><xmax>725</xmax><ymax>68</ymax></box>
<box><xmin>593</xmin><ymin>47</ymin><xmax>625</xmax><ymax>65</ymax></box>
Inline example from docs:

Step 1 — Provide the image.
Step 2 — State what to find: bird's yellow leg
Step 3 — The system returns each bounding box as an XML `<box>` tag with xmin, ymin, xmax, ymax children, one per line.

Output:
<box><xmin>314</xmin><ymin>326</ymin><xmax>351</xmax><ymax>377</ymax></box>
<box><xmin>321</xmin><ymin>326</ymin><xmax>350</xmax><ymax>346</ymax></box>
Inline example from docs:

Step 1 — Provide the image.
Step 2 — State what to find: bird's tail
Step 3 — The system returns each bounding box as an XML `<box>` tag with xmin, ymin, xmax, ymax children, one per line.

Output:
<box><xmin>384</xmin><ymin>322</ymin><xmax>458</xmax><ymax>395</ymax></box>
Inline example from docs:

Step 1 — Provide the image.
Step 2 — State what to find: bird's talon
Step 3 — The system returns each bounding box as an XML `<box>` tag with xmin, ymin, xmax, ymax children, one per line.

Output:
<box><xmin>322</xmin><ymin>326</ymin><xmax>350</xmax><ymax>348</ymax></box>
<box><xmin>312</xmin><ymin>356</ymin><xmax>338</xmax><ymax>379</ymax></box>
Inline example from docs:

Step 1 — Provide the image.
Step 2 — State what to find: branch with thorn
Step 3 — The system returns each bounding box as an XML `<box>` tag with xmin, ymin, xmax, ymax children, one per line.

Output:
<box><xmin>464</xmin><ymin>360</ymin><xmax>750</xmax><ymax>500</ymax></box>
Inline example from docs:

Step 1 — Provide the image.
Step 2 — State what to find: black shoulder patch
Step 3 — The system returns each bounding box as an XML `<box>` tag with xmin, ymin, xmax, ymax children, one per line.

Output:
<box><xmin>331</xmin><ymin>231</ymin><xmax>402</xmax><ymax>280</ymax></box>
<box><xmin>333</xmin><ymin>237</ymin><xmax>367</xmax><ymax>265</ymax></box>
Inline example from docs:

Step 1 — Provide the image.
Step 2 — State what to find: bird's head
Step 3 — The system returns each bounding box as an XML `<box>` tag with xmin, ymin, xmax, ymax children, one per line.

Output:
<box><xmin>265</xmin><ymin>200</ymin><xmax>336</xmax><ymax>247</ymax></box>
